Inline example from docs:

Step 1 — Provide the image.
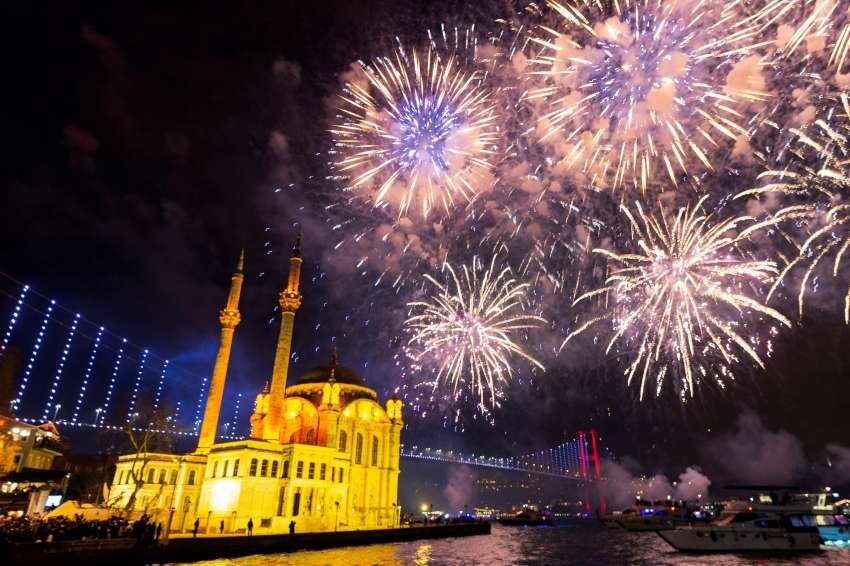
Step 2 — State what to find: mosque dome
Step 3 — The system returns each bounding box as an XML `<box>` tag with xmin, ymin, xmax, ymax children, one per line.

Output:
<box><xmin>296</xmin><ymin>349</ymin><xmax>366</xmax><ymax>387</ymax></box>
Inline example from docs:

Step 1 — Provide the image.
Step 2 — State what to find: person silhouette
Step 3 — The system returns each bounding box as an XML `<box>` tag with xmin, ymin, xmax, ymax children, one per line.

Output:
<box><xmin>192</xmin><ymin>517</ymin><xmax>199</xmax><ymax>538</ymax></box>
<box><xmin>247</xmin><ymin>518</ymin><xmax>253</xmax><ymax>536</ymax></box>
<box><xmin>219</xmin><ymin>519</ymin><xmax>224</xmax><ymax>534</ymax></box>
<box><xmin>289</xmin><ymin>520</ymin><xmax>296</xmax><ymax>535</ymax></box>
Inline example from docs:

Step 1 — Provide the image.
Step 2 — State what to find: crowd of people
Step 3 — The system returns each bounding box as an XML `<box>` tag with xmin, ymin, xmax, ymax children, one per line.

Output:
<box><xmin>0</xmin><ymin>513</ymin><xmax>163</xmax><ymax>545</ymax></box>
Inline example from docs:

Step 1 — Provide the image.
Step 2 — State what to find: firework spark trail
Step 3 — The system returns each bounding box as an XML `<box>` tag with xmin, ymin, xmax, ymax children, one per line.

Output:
<box><xmin>404</xmin><ymin>253</ymin><xmax>545</xmax><ymax>414</ymax></box>
<box><xmin>561</xmin><ymin>197</ymin><xmax>791</xmax><ymax>401</ymax></box>
<box><xmin>525</xmin><ymin>0</ymin><xmax>771</xmax><ymax>195</ymax></box>
<box><xmin>738</xmin><ymin>91</ymin><xmax>850</xmax><ymax>322</ymax></box>
<box><xmin>330</xmin><ymin>42</ymin><xmax>500</xmax><ymax>220</ymax></box>
<box><xmin>739</xmin><ymin>0</ymin><xmax>850</xmax><ymax>73</ymax></box>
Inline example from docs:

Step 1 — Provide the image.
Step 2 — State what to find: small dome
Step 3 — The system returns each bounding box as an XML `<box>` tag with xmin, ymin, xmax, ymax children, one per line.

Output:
<box><xmin>296</xmin><ymin>349</ymin><xmax>365</xmax><ymax>386</ymax></box>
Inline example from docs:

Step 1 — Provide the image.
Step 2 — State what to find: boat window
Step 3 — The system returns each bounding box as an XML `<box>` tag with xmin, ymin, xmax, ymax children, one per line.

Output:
<box><xmin>755</xmin><ymin>519</ymin><xmax>780</xmax><ymax>529</ymax></box>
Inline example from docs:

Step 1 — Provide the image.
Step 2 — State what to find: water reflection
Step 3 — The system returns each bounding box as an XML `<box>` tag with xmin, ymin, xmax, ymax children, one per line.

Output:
<box><xmin>180</xmin><ymin>522</ymin><xmax>850</xmax><ymax>566</ymax></box>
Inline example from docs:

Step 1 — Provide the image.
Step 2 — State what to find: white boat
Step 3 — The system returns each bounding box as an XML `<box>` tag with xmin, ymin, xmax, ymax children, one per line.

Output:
<box><xmin>657</xmin><ymin>500</ymin><xmax>821</xmax><ymax>552</ymax></box>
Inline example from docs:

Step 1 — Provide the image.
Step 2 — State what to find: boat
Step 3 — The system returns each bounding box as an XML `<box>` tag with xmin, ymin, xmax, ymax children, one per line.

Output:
<box><xmin>657</xmin><ymin>498</ymin><xmax>822</xmax><ymax>552</ymax></box>
<box><xmin>497</xmin><ymin>505</ymin><xmax>553</xmax><ymax>527</ymax></box>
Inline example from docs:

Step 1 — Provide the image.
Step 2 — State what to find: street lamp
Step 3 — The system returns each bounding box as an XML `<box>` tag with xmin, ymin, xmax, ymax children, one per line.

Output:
<box><xmin>53</xmin><ymin>404</ymin><xmax>62</xmax><ymax>421</ymax></box>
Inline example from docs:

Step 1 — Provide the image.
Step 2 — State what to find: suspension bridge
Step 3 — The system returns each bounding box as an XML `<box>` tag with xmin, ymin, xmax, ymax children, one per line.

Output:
<box><xmin>0</xmin><ymin>275</ymin><xmax>602</xmax><ymax>481</ymax></box>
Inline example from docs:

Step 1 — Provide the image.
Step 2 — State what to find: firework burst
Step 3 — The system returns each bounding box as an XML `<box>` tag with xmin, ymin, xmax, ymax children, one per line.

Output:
<box><xmin>739</xmin><ymin>92</ymin><xmax>850</xmax><ymax>322</ymax></box>
<box><xmin>330</xmin><ymin>44</ymin><xmax>500</xmax><ymax>220</ymax></box>
<box><xmin>404</xmin><ymin>253</ymin><xmax>545</xmax><ymax>414</ymax></box>
<box><xmin>561</xmin><ymin>198</ymin><xmax>791</xmax><ymax>401</ymax></box>
<box><xmin>526</xmin><ymin>0</ymin><xmax>769</xmax><ymax>194</ymax></box>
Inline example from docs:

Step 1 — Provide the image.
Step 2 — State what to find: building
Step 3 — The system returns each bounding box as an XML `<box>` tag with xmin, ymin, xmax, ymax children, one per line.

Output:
<box><xmin>108</xmin><ymin>238</ymin><xmax>403</xmax><ymax>534</ymax></box>
<box><xmin>0</xmin><ymin>415</ymin><xmax>67</xmax><ymax>514</ymax></box>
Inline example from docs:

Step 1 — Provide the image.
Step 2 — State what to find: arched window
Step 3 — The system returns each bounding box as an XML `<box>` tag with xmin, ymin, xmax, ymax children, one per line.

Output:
<box><xmin>338</xmin><ymin>430</ymin><xmax>347</xmax><ymax>452</ymax></box>
<box><xmin>320</xmin><ymin>463</ymin><xmax>326</xmax><ymax>480</ymax></box>
<box><xmin>170</xmin><ymin>470</ymin><xmax>178</xmax><ymax>485</ymax></box>
<box><xmin>355</xmin><ymin>433</ymin><xmax>363</xmax><ymax>465</ymax></box>
<box><xmin>223</xmin><ymin>460</ymin><xmax>231</xmax><ymax>477</ymax></box>
<box><xmin>188</xmin><ymin>470</ymin><xmax>196</xmax><ymax>485</ymax></box>
<box><xmin>282</xmin><ymin>460</ymin><xmax>290</xmax><ymax>479</ymax></box>
<box><xmin>233</xmin><ymin>459</ymin><xmax>240</xmax><ymax>476</ymax></box>
<box><xmin>271</xmin><ymin>461</ymin><xmax>279</xmax><ymax>477</ymax></box>
<box><xmin>296</xmin><ymin>461</ymin><xmax>304</xmax><ymax>478</ymax></box>
<box><xmin>119</xmin><ymin>470</ymin><xmax>125</xmax><ymax>484</ymax></box>
<box><xmin>371</xmin><ymin>436</ymin><xmax>379</xmax><ymax>467</ymax></box>
<box><xmin>261</xmin><ymin>459</ymin><xmax>269</xmax><ymax>477</ymax></box>
<box><xmin>308</xmin><ymin>462</ymin><xmax>315</xmax><ymax>479</ymax></box>
<box><xmin>249</xmin><ymin>458</ymin><xmax>258</xmax><ymax>476</ymax></box>
<box><xmin>212</xmin><ymin>461</ymin><xmax>218</xmax><ymax>478</ymax></box>
<box><xmin>147</xmin><ymin>468</ymin><xmax>155</xmax><ymax>483</ymax></box>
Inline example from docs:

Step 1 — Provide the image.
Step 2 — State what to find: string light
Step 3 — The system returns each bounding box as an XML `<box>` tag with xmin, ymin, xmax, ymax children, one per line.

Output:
<box><xmin>172</xmin><ymin>400</ymin><xmax>182</xmax><ymax>432</ymax></box>
<box><xmin>1</xmin><ymin>284</ymin><xmax>29</xmax><ymax>357</ymax></box>
<box><xmin>71</xmin><ymin>326</ymin><xmax>104</xmax><ymax>424</ymax></box>
<box><xmin>228</xmin><ymin>392</ymin><xmax>243</xmax><ymax>438</ymax></box>
<box><xmin>11</xmin><ymin>299</ymin><xmax>54</xmax><ymax>414</ymax></box>
<box><xmin>125</xmin><ymin>349</ymin><xmax>149</xmax><ymax>423</ymax></box>
<box><xmin>192</xmin><ymin>375</ymin><xmax>209</xmax><ymax>433</ymax></box>
<box><xmin>152</xmin><ymin>359</ymin><xmax>170</xmax><ymax>413</ymax></box>
<box><xmin>41</xmin><ymin>313</ymin><xmax>81</xmax><ymax>421</ymax></box>
<box><xmin>99</xmin><ymin>340</ymin><xmax>126</xmax><ymax>425</ymax></box>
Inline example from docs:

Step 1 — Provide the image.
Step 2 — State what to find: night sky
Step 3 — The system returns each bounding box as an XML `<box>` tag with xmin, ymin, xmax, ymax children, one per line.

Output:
<box><xmin>3</xmin><ymin>1</ymin><xmax>850</xmax><ymax>491</ymax></box>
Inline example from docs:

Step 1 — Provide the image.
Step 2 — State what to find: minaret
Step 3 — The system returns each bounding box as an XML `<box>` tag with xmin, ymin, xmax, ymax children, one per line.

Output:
<box><xmin>196</xmin><ymin>250</ymin><xmax>244</xmax><ymax>454</ymax></box>
<box><xmin>263</xmin><ymin>231</ymin><xmax>303</xmax><ymax>441</ymax></box>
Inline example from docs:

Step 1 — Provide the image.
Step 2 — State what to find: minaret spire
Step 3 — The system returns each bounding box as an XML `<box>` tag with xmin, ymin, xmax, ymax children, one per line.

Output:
<box><xmin>196</xmin><ymin>251</ymin><xmax>244</xmax><ymax>454</ymax></box>
<box><xmin>263</xmin><ymin>230</ymin><xmax>303</xmax><ymax>441</ymax></box>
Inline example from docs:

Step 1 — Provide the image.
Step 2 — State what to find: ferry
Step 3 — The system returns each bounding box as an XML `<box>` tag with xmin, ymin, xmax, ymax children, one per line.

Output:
<box><xmin>497</xmin><ymin>505</ymin><xmax>553</xmax><ymax>527</ymax></box>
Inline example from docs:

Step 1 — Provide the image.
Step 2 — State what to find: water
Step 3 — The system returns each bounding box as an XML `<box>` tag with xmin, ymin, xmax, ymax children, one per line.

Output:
<box><xmin>180</xmin><ymin>522</ymin><xmax>850</xmax><ymax>565</ymax></box>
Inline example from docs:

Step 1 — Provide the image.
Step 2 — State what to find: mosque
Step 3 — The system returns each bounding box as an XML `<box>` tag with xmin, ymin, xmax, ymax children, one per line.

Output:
<box><xmin>107</xmin><ymin>237</ymin><xmax>403</xmax><ymax>534</ymax></box>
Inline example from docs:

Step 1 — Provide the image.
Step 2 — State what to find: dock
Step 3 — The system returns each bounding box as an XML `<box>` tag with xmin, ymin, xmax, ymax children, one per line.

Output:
<box><xmin>4</xmin><ymin>522</ymin><xmax>492</xmax><ymax>564</ymax></box>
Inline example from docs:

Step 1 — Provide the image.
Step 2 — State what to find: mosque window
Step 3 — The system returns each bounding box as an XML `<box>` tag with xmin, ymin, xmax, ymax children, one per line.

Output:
<box><xmin>188</xmin><ymin>470</ymin><xmax>196</xmax><ymax>485</ymax></box>
<box><xmin>292</xmin><ymin>490</ymin><xmax>301</xmax><ymax>516</ymax></box>
<box><xmin>249</xmin><ymin>458</ymin><xmax>258</xmax><ymax>476</ymax></box>
<box><xmin>338</xmin><ymin>430</ymin><xmax>348</xmax><ymax>452</ymax></box>
<box><xmin>271</xmin><ymin>461</ymin><xmax>279</xmax><ymax>477</ymax></box>
<box><xmin>147</xmin><ymin>468</ymin><xmax>155</xmax><ymax>483</ymax></box>
<box><xmin>233</xmin><ymin>459</ymin><xmax>240</xmax><ymax>476</ymax></box>
<box><xmin>320</xmin><ymin>463</ymin><xmax>326</xmax><ymax>480</ymax></box>
<box><xmin>170</xmin><ymin>470</ymin><xmax>178</xmax><ymax>485</ymax></box>
<box><xmin>308</xmin><ymin>462</ymin><xmax>315</xmax><ymax>479</ymax></box>
<box><xmin>119</xmin><ymin>470</ymin><xmax>125</xmax><ymax>484</ymax></box>
<box><xmin>338</xmin><ymin>468</ymin><xmax>344</xmax><ymax>483</ymax></box>
<box><xmin>296</xmin><ymin>461</ymin><xmax>304</xmax><ymax>478</ymax></box>
<box><xmin>261</xmin><ymin>459</ymin><xmax>269</xmax><ymax>477</ymax></box>
<box><xmin>355</xmin><ymin>433</ymin><xmax>363</xmax><ymax>465</ymax></box>
<box><xmin>371</xmin><ymin>436</ymin><xmax>379</xmax><ymax>467</ymax></box>
<box><xmin>212</xmin><ymin>462</ymin><xmax>218</xmax><ymax>478</ymax></box>
<box><xmin>331</xmin><ymin>467</ymin><xmax>335</xmax><ymax>482</ymax></box>
<box><xmin>277</xmin><ymin>486</ymin><xmax>286</xmax><ymax>516</ymax></box>
<box><xmin>283</xmin><ymin>460</ymin><xmax>290</xmax><ymax>479</ymax></box>
<box><xmin>224</xmin><ymin>460</ymin><xmax>231</xmax><ymax>477</ymax></box>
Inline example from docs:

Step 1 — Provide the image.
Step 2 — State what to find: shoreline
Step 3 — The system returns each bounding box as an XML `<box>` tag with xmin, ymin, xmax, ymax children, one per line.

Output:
<box><xmin>4</xmin><ymin>522</ymin><xmax>492</xmax><ymax>565</ymax></box>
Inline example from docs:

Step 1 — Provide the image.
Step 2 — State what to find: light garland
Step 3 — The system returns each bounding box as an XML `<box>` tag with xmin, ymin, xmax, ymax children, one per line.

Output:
<box><xmin>41</xmin><ymin>313</ymin><xmax>81</xmax><ymax>421</ymax></box>
<box><xmin>98</xmin><ymin>340</ymin><xmax>126</xmax><ymax>425</ymax></box>
<box><xmin>152</xmin><ymin>359</ymin><xmax>170</xmax><ymax>412</ymax></box>
<box><xmin>11</xmin><ymin>299</ymin><xmax>54</xmax><ymax>413</ymax></box>
<box><xmin>0</xmin><ymin>285</ymin><xmax>29</xmax><ymax>356</ymax></box>
<box><xmin>71</xmin><ymin>326</ymin><xmax>104</xmax><ymax>424</ymax></box>
<box><xmin>125</xmin><ymin>349</ymin><xmax>149</xmax><ymax>423</ymax></box>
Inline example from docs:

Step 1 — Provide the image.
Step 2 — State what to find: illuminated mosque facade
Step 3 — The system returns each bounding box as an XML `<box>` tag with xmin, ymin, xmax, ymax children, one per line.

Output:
<box><xmin>108</xmin><ymin>238</ymin><xmax>403</xmax><ymax>534</ymax></box>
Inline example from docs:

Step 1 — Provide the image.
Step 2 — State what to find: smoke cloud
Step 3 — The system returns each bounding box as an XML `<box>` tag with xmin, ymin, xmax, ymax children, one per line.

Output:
<box><xmin>443</xmin><ymin>465</ymin><xmax>478</xmax><ymax>512</ymax></box>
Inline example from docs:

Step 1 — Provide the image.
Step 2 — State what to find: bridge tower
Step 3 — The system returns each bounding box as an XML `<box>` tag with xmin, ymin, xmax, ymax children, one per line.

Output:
<box><xmin>196</xmin><ymin>250</ymin><xmax>244</xmax><ymax>454</ymax></box>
